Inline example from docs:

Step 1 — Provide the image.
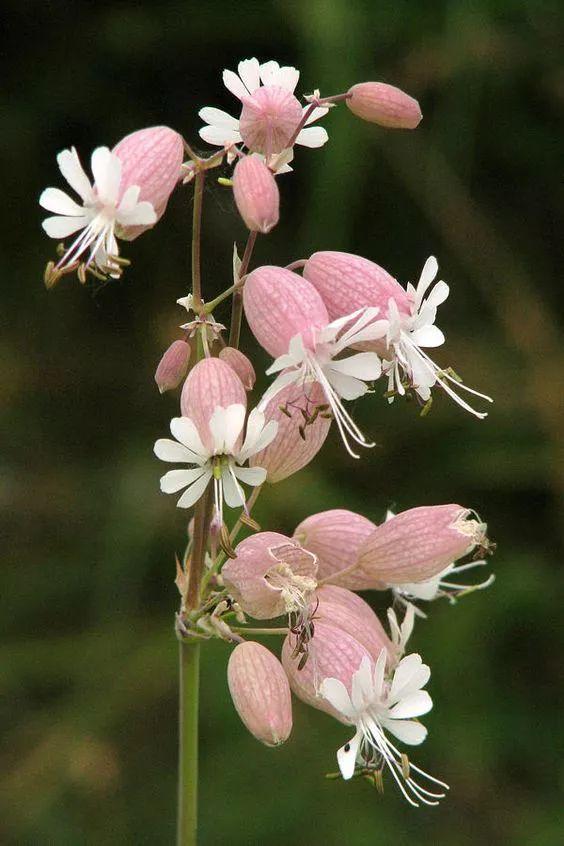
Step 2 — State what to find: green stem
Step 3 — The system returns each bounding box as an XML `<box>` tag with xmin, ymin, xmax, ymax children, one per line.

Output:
<box><xmin>228</xmin><ymin>231</ymin><xmax>257</xmax><ymax>348</ymax></box>
<box><xmin>230</xmin><ymin>626</ymin><xmax>288</xmax><ymax>636</ymax></box>
<box><xmin>177</xmin><ymin>640</ymin><xmax>200</xmax><ymax>846</ymax></box>
<box><xmin>191</xmin><ymin>171</ymin><xmax>205</xmax><ymax>311</ymax></box>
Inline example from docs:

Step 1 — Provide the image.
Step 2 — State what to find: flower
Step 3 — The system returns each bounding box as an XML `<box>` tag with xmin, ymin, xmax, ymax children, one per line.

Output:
<box><xmin>154</xmin><ymin>405</ymin><xmax>277</xmax><ymax>522</ymax></box>
<box><xmin>40</xmin><ymin>146</ymin><xmax>157</xmax><ymax>281</ymax></box>
<box><xmin>346</xmin><ymin>82</ymin><xmax>422</xmax><ymax>129</ymax></box>
<box><xmin>393</xmin><ymin>559</ymin><xmax>495</xmax><ymax>606</ymax></box>
<box><xmin>199</xmin><ymin>58</ymin><xmax>328</xmax><ymax>160</ymax></box>
<box><xmin>321</xmin><ymin>651</ymin><xmax>448</xmax><ymax>806</ymax></box>
<box><xmin>243</xmin><ymin>266</ymin><xmax>386</xmax><ymax>457</ymax></box>
<box><xmin>232</xmin><ymin>154</ymin><xmax>280</xmax><ymax>233</ymax></box>
<box><xmin>293</xmin><ymin>509</ymin><xmax>377</xmax><ymax>585</ymax></box>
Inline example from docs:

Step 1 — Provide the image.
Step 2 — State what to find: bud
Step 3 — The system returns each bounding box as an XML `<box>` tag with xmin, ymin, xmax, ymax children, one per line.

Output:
<box><xmin>354</xmin><ymin>504</ymin><xmax>488</xmax><ymax>587</ymax></box>
<box><xmin>281</xmin><ymin>622</ymin><xmax>373</xmax><ymax>722</ymax></box>
<box><xmin>232</xmin><ymin>156</ymin><xmax>280</xmax><ymax>234</ymax></box>
<box><xmin>219</xmin><ymin>347</ymin><xmax>256</xmax><ymax>391</ymax></box>
<box><xmin>222</xmin><ymin>531</ymin><xmax>317</xmax><ymax>619</ymax></box>
<box><xmin>250</xmin><ymin>382</ymin><xmax>331</xmax><ymax>483</ymax></box>
<box><xmin>180</xmin><ymin>357</ymin><xmax>246</xmax><ymax>452</ymax></box>
<box><xmin>303</xmin><ymin>251</ymin><xmax>409</xmax><ymax>353</ymax></box>
<box><xmin>228</xmin><ymin>641</ymin><xmax>292</xmax><ymax>746</ymax></box>
<box><xmin>154</xmin><ymin>339</ymin><xmax>191</xmax><ymax>393</ymax></box>
<box><xmin>239</xmin><ymin>85</ymin><xmax>303</xmax><ymax>155</ymax></box>
<box><xmin>243</xmin><ymin>266</ymin><xmax>329</xmax><ymax>358</ymax></box>
<box><xmin>112</xmin><ymin>126</ymin><xmax>184</xmax><ymax>239</ymax></box>
<box><xmin>347</xmin><ymin>82</ymin><xmax>422</xmax><ymax>129</ymax></box>
<box><xmin>316</xmin><ymin>585</ymin><xmax>393</xmax><ymax>661</ymax></box>
<box><xmin>293</xmin><ymin>509</ymin><xmax>377</xmax><ymax>587</ymax></box>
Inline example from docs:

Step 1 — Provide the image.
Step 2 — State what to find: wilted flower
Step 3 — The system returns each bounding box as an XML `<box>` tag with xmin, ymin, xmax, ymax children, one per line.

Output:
<box><xmin>321</xmin><ymin>651</ymin><xmax>448</xmax><ymax>806</ymax></box>
<box><xmin>244</xmin><ymin>266</ymin><xmax>386</xmax><ymax>456</ymax></box>
<box><xmin>228</xmin><ymin>641</ymin><xmax>292</xmax><ymax>746</ymax></box>
<box><xmin>199</xmin><ymin>58</ymin><xmax>328</xmax><ymax>159</ymax></box>
<box><xmin>346</xmin><ymin>82</ymin><xmax>422</xmax><ymax>129</ymax></box>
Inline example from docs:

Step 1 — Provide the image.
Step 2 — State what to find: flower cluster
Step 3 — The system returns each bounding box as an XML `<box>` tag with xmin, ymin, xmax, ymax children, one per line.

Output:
<box><xmin>41</xmin><ymin>56</ymin><xmax>495</xmax><ymax>811</ymax></box>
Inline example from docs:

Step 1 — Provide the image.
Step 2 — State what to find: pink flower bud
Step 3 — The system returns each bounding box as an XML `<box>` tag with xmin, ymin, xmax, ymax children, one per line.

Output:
<box><xmin>316</xmin><ymin>585</ymin><xmax>393</xmax><ymax>661</ymax></box>
<box><xmin>281</xmin><ymin>622</ymin><xmax>373</xmax><ymax>722</ymax></box>
<box><xmin>243</xmin><ymin>266</ymin><xmax>329</xmax><ymax>358</ymax></box>
<box><xmin>154</xmin><ymin>339</ymin><xmax>191</xmax><ymax>393</ymax></box>
<box><xmin>250</xmin><ymin>382</ymin><xmax>331</xmax><ymax>483</ymax></box>
<box><xmin>180</xmin><ymin>357</ymin><xmax>246</xmax><ymax>452</ymax></box>
<box><xmin>347</xmin><ymin>82</ymin><xmax>422</xmax><ymax>129</ymax></box>
<box><xmin>303</xmin><ymin>251</ymin><xmax>409</xmax><ymax>353</ymax></box>
<box><xmin>222</xmin><ymin>531</ymin><xmax>317</xmax><ymax>619</ymax></box>
<box><xmin>239</xmin><ymin>86</ymin><xmax>303</xmax><ymax>156</ymax></box>
<box><xmin>228</xmin><ymin>641</ymin><xmax>292</xmax><ymax>746</ymax></box>
<box><xmin>232</xmin><ymin>156</ymin><xmax>280</xmax><ymax>234</ymax></box>
<box><xmin>354</xmin><ymin>504</ymin><xmax>488</xmax><ymax>587</ymax></box>
<box><xmin>112</xmin><ymin>126</ymin><xmax>184</xmax><ymax>240</ymax></box>
<box><xmin>219</xmin><ymin>347</ymin><xmax>256</xmax><ymax>391</ymax></box>
<box><xmin>293</xmin><ymin>509</ymin><xmax>377</xmax><ymax>587</ymax></box>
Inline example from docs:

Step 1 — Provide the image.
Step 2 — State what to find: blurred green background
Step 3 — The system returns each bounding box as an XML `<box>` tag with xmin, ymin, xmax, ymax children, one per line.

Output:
<box><xmin>2</xmin><ymin>0</ymin><xmax>563</xmax><ymax>843</ymax></box>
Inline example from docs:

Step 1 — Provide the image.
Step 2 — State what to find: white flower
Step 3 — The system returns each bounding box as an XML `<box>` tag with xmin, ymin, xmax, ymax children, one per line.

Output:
<box><xmin>154</xmin><ymin>405</ymin><xmax>278</xmax><ymax>522</ymax></box>
<box><xmin>387</xmin><ymin>603</ymin><xmax>416</xmax><ymax>658</ymax></box>
<box><xmin>321</xmin><ymin>651</ymin><xmax>448</xmax><ymax>807</ymax></box>
<box><xmin>260</xmin><ymin>308</ymin><xmax>387</xmax><ymax>458</ymax></box>
<box><xmin>40</xmin><ymin>147</ymin><xmax>156</xmax><ymax>276</ymax></box>
<box><xmin>383</xmin><ymin>256</ymin><xmax>493</xmax><ymax>418</ymax></box>
<box><xmin>198</xmin><ymin>58</ymin><xmax>329</xmax><ymax>156</ymax></box>
<box><xmin>394</xmin><ymin>559</ymin><xmax>495</xmax><ymax>606</ymax></box>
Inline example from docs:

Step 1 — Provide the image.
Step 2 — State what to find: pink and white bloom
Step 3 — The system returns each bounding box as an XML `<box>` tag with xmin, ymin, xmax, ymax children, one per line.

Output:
<box><xmin>154</xmin><ymin>406</ymin><xmax>277</xmax><ymax>521</ymax></box>
<box><xmin>293</xmin><ymin>509</ymin><xmax>378</xmax><ymax>586</ymax></box>
<box><xmin>244</xmin><ymin>266</ymin><xmax>386</xmax><ymax>457</ymax></box>
<box><xmin>321</xmin><ymin>651</ymin><xmax>448</xmax><ymax>806</ymax></box>
<box><xmin>199</xmin><ymin>58</ymin><xmax>328</xmax><ymax>160</ymax></box>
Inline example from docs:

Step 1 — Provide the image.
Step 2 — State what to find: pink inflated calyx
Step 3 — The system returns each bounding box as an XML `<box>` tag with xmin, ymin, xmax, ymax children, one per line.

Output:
<box><xmin>243</xmin><ymin>265</ymin><xmax>329</xmax><ymax>358</ymax></box>
<box><xmin>250</xmin><ymin>381</ymin><xmax>331</xmax><ymax>483</ymax></box>
<box><xmin>347</xmin><ymin>82</ymin><xmax>422</xmax><ymax>129</ymax></box>
<box><xmin>180</xmin><ymin>357</ymin><xmax>246</xmax><ymax>452</ymax></box>
<box><xmin>303</xmin><ymin>251</ymin><xmax>409</xmax><ymax>354</ymax></box>
<box><xmin>219</xmin><ymin>347</ymin><xmax>256</xmax><ymax>391</ymax></box>
<box><xmin>293</xmin><ymin>508</ymin><xmax>377</xmax><ymax>586</ymax></box>
<box><xmin>316</xmin><ymin>585</ymin><xmax>393</xmax><ymax>662</ymax></box>
<box><xmin>222</xmin><ymin>531</ymin><xmax>318</xmax><ymax>620</ymax></box>
<box><xmin>354</xmin><ymin>504</ymin><xmax>488</xmax><ymax>587</ymax></box>
<box><xmin>232</xmin><ymin>155</ymin><xmax>280</xmax><ymax>233</ymax></box>
<box><xmin>154</xmin><ymin>339</ymin><xmax>191</xmax><ymax>393</ymax></box>
<box><xmin>113</xmin><ymin>126</ymin><xmax>184</xmax><ymax>240</ymax></box>
<box><xmin>239</xmin><ymin>86</ymin><xmax>303</xmax><ymax>156</ymax></box>
<box><xmin>282</xmin><ymin>622</ymin><xmax>373</xmax><ymax>722</ymax></box>
<box><xmin>228</xmin><ymin>641</ymin><xmax>292</xmax><ymax>746</ymax></box>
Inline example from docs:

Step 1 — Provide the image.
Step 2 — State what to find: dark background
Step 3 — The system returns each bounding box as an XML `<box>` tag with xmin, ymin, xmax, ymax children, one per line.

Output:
<box><xmin>2</xmin><ymin>1</ymin><xmax>563</xmax><ymax>844</ymax></box>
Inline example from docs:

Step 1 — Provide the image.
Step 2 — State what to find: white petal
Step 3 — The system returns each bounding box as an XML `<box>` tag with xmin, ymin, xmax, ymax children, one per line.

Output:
<box><xmin>118</xmin><ymin>200</ymin><xmax>157</xmax><ymax>227</ymax></box>
<box><xmin>426</xmin><ymin>280</ymin><xmax>449</xmax><ymax>308</ymax></box>
<box><xmin>199</xmin><ymin>125</ymin><xmax>241</xmax><ymax>146</ymax></box>
<box><xmin>170</xmin><ymin>417</ymin><xmax>207</xmax><ymax>457</ymax></box>
<box><xmin>389</xmin><ymin>654</ymin><xmax>430</xmax><ymax>703</ymax></box>
<box><xmin>328</xmin><ymin>352</ymin><xmax>381</xmax><ymax>381</ymax></box>
<box><xmin>91</xmin><ymin>147</ymin><xmax>121</xmax><ymax>204</ymax></box>
<box><xmin>410</xmin><ymin>325</ymin><xmax>445</xmax><ymax>348</ymax></box>
<box><xmin>41</xmin><ymin>215</ymin><xmax>89</xmax><ymax>239</ymax></box>
<box><xmin>257</xmin><ymin>369</ymin><xmax>301</xmax><ymax>410</ymax></box>
<box><xmin>319</xmin><ymin>677</ymin><xmax>355</xmax><ymax>719</ymax></box>
<box><xmin>198</xmin><ymin>107</ymin><xmax>240</xmax><ymax>129</ymax></box>
<box><xmin>39</xmin><ymin>187</ymin><xmax>85</xmax><ymax>216</ymax></box>
<box><xmin>154</xmin><ymin>438</ymin><xmax>200</xmax><ymax>464</ymax></box>
<box><xmin>273</xmin><ymin>65</ymin><xmax>300</xmax><ymax>92</ymax></box>
<box><xmin>417</xmin><ymin>256</ymin><xmax>438</xmax><ymax>296</ymax></box>
<box><xmin>117</xmin><ymin>184</ymin><xmax>141</xmax><ymax>213</ymax></box>
<box><xmin>232</xmin><ymin>465</ymin><xmax>267</xmax><ymax>486</ymax></box>
<box><xmin>325</xmin><ymin>369</ymin><xmax>368</xmax><ymax>401</ymax></box>
<box><xmin>209</xmin><ymin>404</ymin><xmax>245</xmax><ymax>454</ymax></box>
<box><xmin>57</xmin><ymin>147</ymin><xmax>94</xmax><ymax>202</ymax></box>
<box><xmin>304</xmin><ymin>105</ymin><xmax>329</xmax><ymax>125</ymax></box>
<box><xmin>351</xmin><ymin>656</ymin><xmax>374</xmax><ymax>712</ymax></box>
<box><xmin>160</xmin><ymin>467</ymin><xmax>206</xmax><ymax>494</ymax></box>
<box><xmin>237</xmin><ymin>58</ymin><xmax>261</xmax><ymax>94</ymax></box>
<box><xmin>176</xmin><ymin>469</ymin><xmax>212</xmax><ymax>508</ymax></box>
<box><xmin>237</xmin><ymin>410</ymin><xmax>278</xmax><ymax>461</ymax></box>
<box><xmin>388</xmin><ymin>691</ymin><xmax>433</xmax><ymax>719</ymax></box>
<box><xmin>221</xmin><ymin>467</ymin><xmax>246</xmax><ymax>508</ymax></box>
<box><xmin>336</xmin><ymin>730</ymin><xmax>363</xmax><ymax>780</ymax></box>
<box><xmin>296</xmin><ymin>126</ymin><xmax>329</xmax><ymax>148</ymax></box>
<box><xmin>372</xmin><ymin>647</ymin><xmax>387</xmax><ymax>700</ymax></box>
<box><xmin>382</xmin><ymin>718</ymin><xmax>427</xmax><ymax>746</ymax></box>
<box><xmin>222</xmin><ymin>69</ymin><xmax>248</xmax><ymax>100</ymax></box>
